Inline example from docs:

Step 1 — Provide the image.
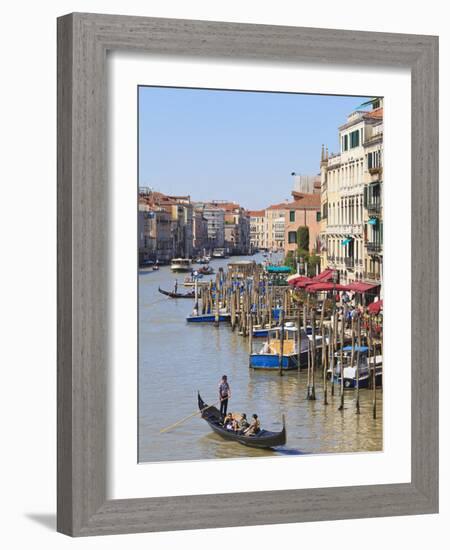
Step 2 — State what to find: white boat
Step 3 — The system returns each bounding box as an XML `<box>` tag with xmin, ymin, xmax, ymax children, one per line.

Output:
<box><xmin>329</xmin><ymin>346</ymin><xmax>383</xmax><ymax>388</ymax></box>
<box><xmin>212</xmin><ymin>248</ymin><xmax>226</xmax><ymax>258</ymax></box>
<box><xmin>170</xmin><ymin>258</ymin><xmax>192</xmax><ymax>272</ymax></box>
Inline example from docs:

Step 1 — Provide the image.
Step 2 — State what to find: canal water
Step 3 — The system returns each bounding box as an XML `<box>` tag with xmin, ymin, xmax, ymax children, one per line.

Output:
<box><xmin>139</xmin><ymin>252</ymin><xmax>383</xmax><ymax>463</ymax></box>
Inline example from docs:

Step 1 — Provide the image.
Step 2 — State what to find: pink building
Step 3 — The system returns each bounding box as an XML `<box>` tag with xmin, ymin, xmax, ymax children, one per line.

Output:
<box><xmin>283</xmin><ymin>193</ymin><xmax>321</xmax><ymax>255</ymax></box>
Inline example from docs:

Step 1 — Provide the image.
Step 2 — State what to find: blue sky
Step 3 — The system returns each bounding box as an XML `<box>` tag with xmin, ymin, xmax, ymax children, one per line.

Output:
<box><xmin>138</xmin><ymin>87</ymin><xmax>370</xmax><ymax>210</ymax></box>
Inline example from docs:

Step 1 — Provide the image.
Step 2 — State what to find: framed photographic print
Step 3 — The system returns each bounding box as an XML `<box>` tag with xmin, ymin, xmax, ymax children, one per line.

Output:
<box><xmin>57</xmin><ymin>13</ymin><xmax>438</xmax><ymax>536</ymax></box>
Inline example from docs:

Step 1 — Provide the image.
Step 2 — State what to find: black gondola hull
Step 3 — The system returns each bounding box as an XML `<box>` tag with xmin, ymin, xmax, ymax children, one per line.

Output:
<box><xmin>158</xmin><ymin>287</ymin><xmax>195</xmax><ymax>299</ymax></box>
<box><xmin>198</xmin><ymin>393</ymin><xmax>286</xmax><ymax>449</ymax></box>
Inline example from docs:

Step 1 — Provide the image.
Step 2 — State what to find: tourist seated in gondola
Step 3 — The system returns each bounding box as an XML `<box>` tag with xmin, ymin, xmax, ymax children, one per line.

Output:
<box><xmin>244</xmin><ymin>414</ymin><xmax>261</xmax><ymax>436</ymax></box>
<box><xmin>223</xmin><ymin>413</ymin><xmax>234</xmax><ymax>430</ymax></box>
<box><xmin>238</xmin><ymin>413</ymin><xmax>249</xmax><ymax>432</ymax></box>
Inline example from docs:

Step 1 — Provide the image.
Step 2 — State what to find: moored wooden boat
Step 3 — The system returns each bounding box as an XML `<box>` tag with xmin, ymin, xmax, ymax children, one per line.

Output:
<box><xmin>198</xmin><ymin>393</ymin><xmax>286</xmax><ymax>448</ymax></box>
<box><xmin>186</xmin><ymin>312</ymin><xmax>231</xmax><ymax>323</ymax></box>
<box><xmin>197</xmin><ymin>265</ymin><xmax>214</xmax><ymax>275</ymax></box>
<box><xmin>250</xmin><ymin>325</ymin><xmax>314</xmax><ymax>370</ymax></box>
<box><xmin>328</xmin><ymin>346</ymin><xmax>383</xmax><ymax>388</ymax></box>
<box><xmin>158</xmin><ymin>287</ymin><xmax>195</xmax><ymax>299</ymax></box>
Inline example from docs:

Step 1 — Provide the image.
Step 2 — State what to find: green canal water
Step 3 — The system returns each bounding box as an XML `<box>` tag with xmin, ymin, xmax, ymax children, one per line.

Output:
<box><xmin>139</xmin><ymin>252</ymin><xmax>383</xmax><ymax>463</ymax></box>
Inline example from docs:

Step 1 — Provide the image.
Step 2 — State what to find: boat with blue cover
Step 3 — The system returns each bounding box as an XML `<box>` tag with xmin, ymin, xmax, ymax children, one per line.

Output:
<box><xmin>250</xmin><ymin>324</ymin><xmax>319</xmax><ymax>370</ymax></box>
<box><xmin>329</xmin><ymin>345</ymin><xmax>383</xmax><ymax>388</ymax></box>
<box><xmin>186</xmin><ymin>310</ymin><xmax>231</xmax><ymax>323</ymax></box>
<box><xmin>252</xmin><ymin>324</ymin><xmax>312</xmax><ymax>338</ymax></box>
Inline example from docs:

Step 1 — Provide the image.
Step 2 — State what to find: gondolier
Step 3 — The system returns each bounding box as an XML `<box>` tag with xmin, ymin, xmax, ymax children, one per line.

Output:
<box><xmin>218</xmin><ymin>375</ymin><xmax>231</xmax><ymax>418</ymax></box>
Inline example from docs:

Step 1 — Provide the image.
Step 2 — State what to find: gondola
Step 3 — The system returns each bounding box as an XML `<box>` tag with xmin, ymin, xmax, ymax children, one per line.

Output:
<box><xmin>197</xmin><ymin>266</ymin><xmax>214</xmax><ymax>275</ymax></box>
<box><xmin>198</xmin><ymin>393</ymin><xmax>286</xmax><ymax>449</ymax></box>
<box><xmin>158</xmin><ymin>286</ymin><xmax>195</xmax><ymax>299</ymax></box>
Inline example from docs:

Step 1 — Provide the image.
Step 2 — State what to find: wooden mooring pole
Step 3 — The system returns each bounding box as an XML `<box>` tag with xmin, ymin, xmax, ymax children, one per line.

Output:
<box><xmin>278</xmin><ymin>308</ymin><xmax>285</xmax><ymax>377</ymax></box>
<box><xmin>338</xmin><ymin>305</ymin><xmax>346</xmax><ymax>411</ymax></box>
<box><xmin>355</xmin><ymin>316</ymin><xmax>361</xmax><ymax>414</ymax></box>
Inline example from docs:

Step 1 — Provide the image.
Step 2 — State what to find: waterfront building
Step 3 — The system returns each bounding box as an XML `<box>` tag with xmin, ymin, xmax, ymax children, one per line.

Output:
<box><xmin>192</xmin><ymin>209</ymin><xmax>209</xmax><ymax>254</ymax></box>
<box><xmin>138</xmin><ymin>191</ymin><xmax>193</xmax><ymax>262</ymax></box>
<box><xmin>138</xmin><ymin>199</ymin><xmax>173</xmax><ymax>264</ymax></box>
<box><xmin>220</xmin><ymin>202</ymin><xmax>251</xmax><ymax>255</ymax></box>
<box><xmin>202</xmin><ymin>205</ymin><xmax>225</xmax><ymax>248</ymax></box>
<box><xmin>362</xmin><ymin>108</ymin><xmax>383</xmax><ymax>283</ymax></box>
<box><xmin>283</xmin><ymin>193</ymin><xmax>321</xmax><ymax>256</ymax></box>
<box><xmin>138</xmin><ymin>202</ymin><xmax>155</xmax><ymax>264</ymax></box>
<box><xmin>319</xmin><ymin>99</ymin><xmax>383</xmax><ymax>284</ymax></box>
<box><xmin>153</xmin><ymin>208</ymin><xmax>173</xmax><ymax>263</ymax></box>
<box><xmin>265</xmin><ymin>203</ymin><xmax>286</xmax><ymax>251</ymax></box>
<box><xmin>249</xmin><ymin>210</ymin><xmax>268</xmax><ymax>250</ymax></box>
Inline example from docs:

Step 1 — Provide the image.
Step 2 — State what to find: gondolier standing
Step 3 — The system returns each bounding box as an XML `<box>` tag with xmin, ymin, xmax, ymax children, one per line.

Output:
<box><xmin>218</xmin><ymin>375</ymin><xmax>231</xmax><ymax>419</ymax></box>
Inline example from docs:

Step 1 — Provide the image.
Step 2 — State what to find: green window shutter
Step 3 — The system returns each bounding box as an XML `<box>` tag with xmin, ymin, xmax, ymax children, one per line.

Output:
<box><xmin>289</xmin><ymin>210</ymin><xmax>295</xmax><ymax>222</ymax></box>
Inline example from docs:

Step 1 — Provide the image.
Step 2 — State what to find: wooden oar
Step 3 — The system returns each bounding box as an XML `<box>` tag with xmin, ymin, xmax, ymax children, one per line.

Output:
<box><xmin>159</xmin><ymin>400</ymin><xmax>221</xmax><ymax>434</ymax></box>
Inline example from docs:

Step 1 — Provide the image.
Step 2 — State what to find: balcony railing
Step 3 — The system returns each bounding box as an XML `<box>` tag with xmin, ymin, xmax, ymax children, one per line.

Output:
<box><xmin>344</xmin><ymin>257</ymin><xmax>354</xmax><ymax>268</ymax></box>
<box><xmin>326</xmin><ymin>224</ymin><xmax>363</xmax><ymax>235</ymax></box>
<box><xmin>366</xmin><ymin>242</ymin><xmax>383</xmax><ymax>254</ymax></box>
<box><xmin>363</xmin><ymin>271</ymin><xmax>381</xmax><ymax>282</ymax></box>
<box><xmin>366</xmin><ymin>199</ymin><xmax>381</xmax><ymax>214</ymax></box>
<box><xmin>369</xmin><ymin>166</ymin><xmax>382</xmax><ymax>175</ymax></box>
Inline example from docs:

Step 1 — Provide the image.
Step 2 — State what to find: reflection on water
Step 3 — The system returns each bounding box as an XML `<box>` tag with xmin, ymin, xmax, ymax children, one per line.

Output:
<box><xmin>139</xmin><ymin>253</ymin><xmax>383</xmax><ymax>463</ymax></box>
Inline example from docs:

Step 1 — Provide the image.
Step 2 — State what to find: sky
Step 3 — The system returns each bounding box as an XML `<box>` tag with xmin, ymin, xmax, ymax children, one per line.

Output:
<box><xmin>138</xmin><ymin>87</ymin><xmax>371</xmax><ymax>210</ymax></box>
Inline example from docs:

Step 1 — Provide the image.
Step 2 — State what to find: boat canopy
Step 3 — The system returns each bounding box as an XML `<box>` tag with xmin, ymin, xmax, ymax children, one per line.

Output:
<box><xmin>266</xmin><ymin>265</ymin><xmax>291</xmax><ymax>273</ymax></box>
<box><xmin>342</xmin><ymin>345</ymin><xmax>369</xmax><ymax>352</ymax></box>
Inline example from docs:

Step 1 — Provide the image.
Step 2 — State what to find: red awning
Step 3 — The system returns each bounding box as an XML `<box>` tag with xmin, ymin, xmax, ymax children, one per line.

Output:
<box><xmin>346</xmin><ymin>281</ymin><xmax>380</xmax><ymax>293</ymax></box>
<box><xmin>368</xmin><ymin>299</ymin><xmax>383</xmax><ymax>314</ymax></box>
<box><xmin>312</xmin><ymin>268</ymin><xmax>335</xmax><ymax>283</ymax></box>
<box><xmin>293</xmin><ymin>276</ymin><xmax>315</xmax><ymax>288</ymax></box>
<box><xmin>306</xmin><ymin>282</ymin><xmax>351</xmax><ymax>293</ymax></box>
<box><xmin>288</xmin><ymin>275</ymin><xmax>313</xmax><ymax>287</ymax></box>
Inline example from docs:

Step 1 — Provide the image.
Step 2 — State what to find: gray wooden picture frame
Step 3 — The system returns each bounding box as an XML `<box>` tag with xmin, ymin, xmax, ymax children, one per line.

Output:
<box><xmin>57</xmin><ymin>12</ymin><xmax>439</xmax><ymax>537</ymax></box>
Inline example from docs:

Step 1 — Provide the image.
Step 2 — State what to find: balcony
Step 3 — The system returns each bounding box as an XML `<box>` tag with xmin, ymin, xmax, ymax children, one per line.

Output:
<box><xmin>344</xmin><ymin>257</ymin><xmax>354</xmax><ymax>269</ymax></box>
<box><xmin>326</xmin><ymin>224</ymin><xmax>363</xmax><ymax>235</ymax></box>
<box><xmin>366</xmin><ymin>199</ymin><xmax>381</xmax><ymax>214</ymax></box>
<box><xmin>363</xmin><ymin>271</ymin><xmax>381</xmax><ymax>282</ymax></box>
<box><xmin>366</xmin><ymin>241</ymin><xmax>383</xmax><ymax>254</ymax></box>
<box><xmin>369</xmin><ymin>166</ymin><xmax>382</xmax><ymax>175</ymax></box>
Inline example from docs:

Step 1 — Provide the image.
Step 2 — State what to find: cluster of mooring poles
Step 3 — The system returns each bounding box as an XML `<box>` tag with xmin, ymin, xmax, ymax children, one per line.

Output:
<box><xmin>192</xmin><ymin>262</ymin><xmax>382</xmax><ymax>418</ymax></box>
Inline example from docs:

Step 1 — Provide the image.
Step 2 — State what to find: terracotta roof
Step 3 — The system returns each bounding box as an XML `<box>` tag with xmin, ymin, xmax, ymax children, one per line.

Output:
<box><xmin>248</xmin><ymin>210</ymin><xmax>265</xmax><ymax>217</ymax></box>
<box><xmin>364</xmin><ymin>107</ymin><xmax>383</xmax><ymax>119</ymax></box>
<box><xmin>285</xmin><ymin>194</ymin><xmax>321</xmax><ymax>209</ymax></box>
<box><xmin>206</xmin><ymin>201</ymin><xmax>242</xmax><ymax>211</ymax></box>
<box><xmin>267</xmin><ymin>202</ymin><xmax>289</xmax><ymax>211</ymax></box>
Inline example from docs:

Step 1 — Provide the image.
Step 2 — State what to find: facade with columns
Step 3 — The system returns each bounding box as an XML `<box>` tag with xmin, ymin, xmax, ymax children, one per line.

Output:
<box><xmin>319</xmin><ymin>99</ymin><xmax>383</xmax><ymax>285</ymax></box>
